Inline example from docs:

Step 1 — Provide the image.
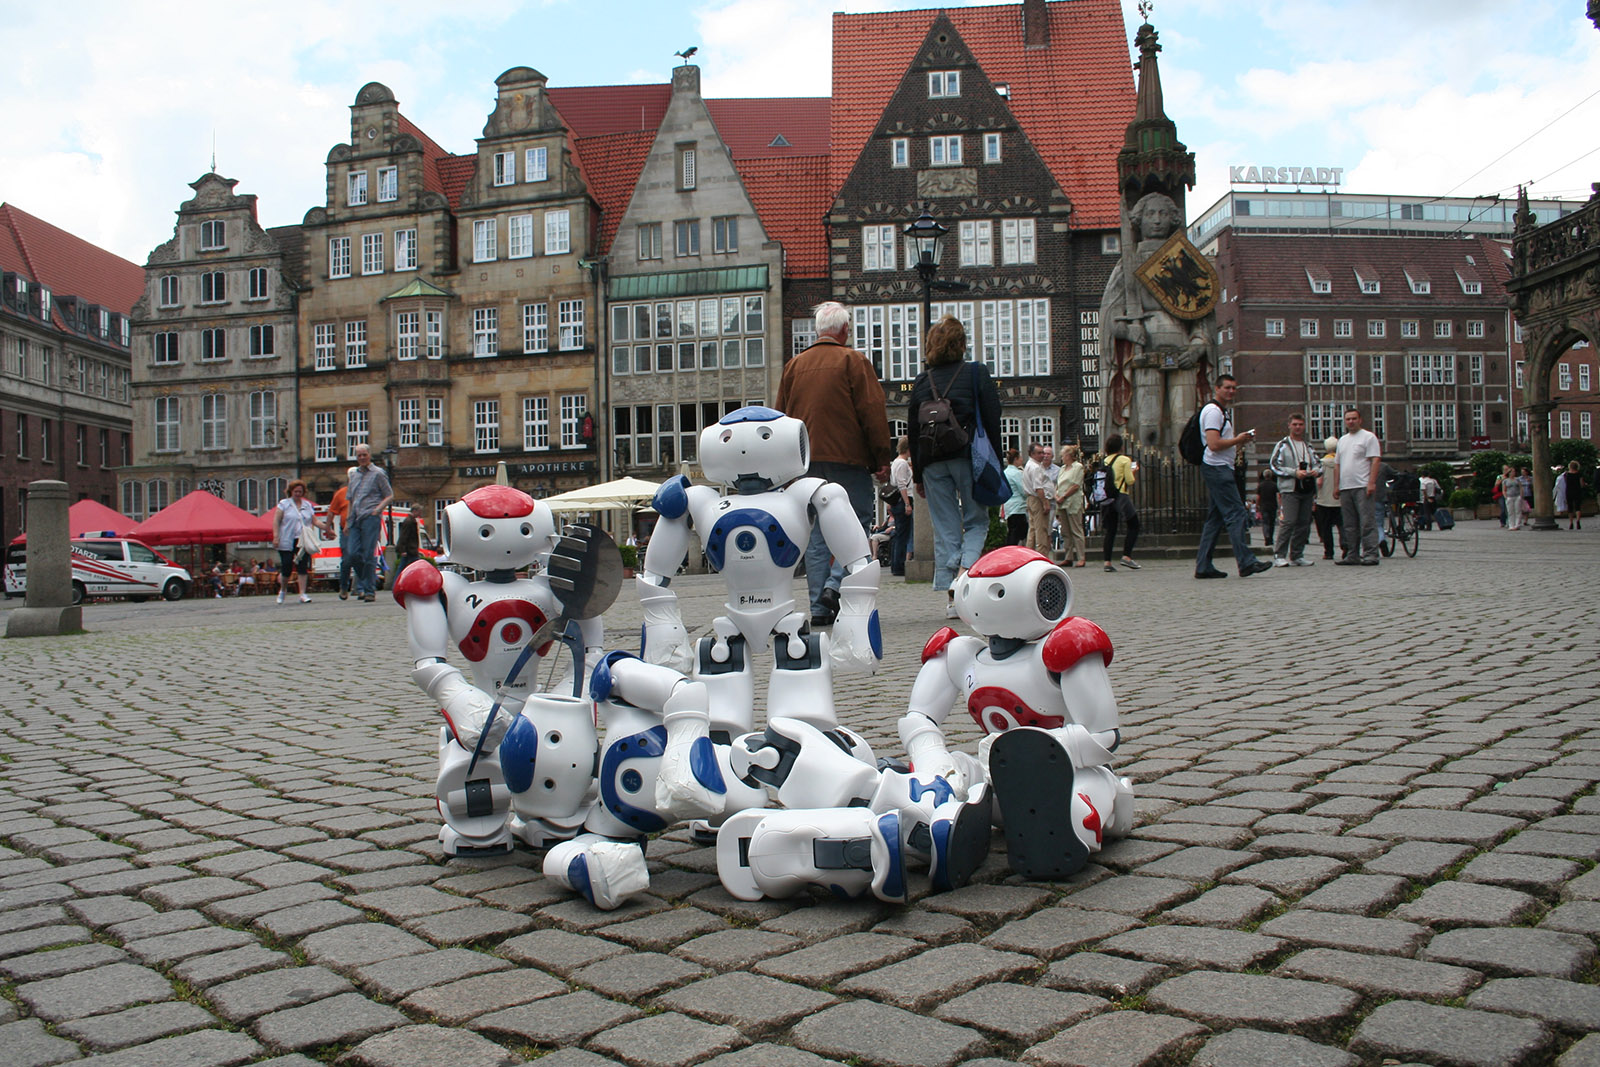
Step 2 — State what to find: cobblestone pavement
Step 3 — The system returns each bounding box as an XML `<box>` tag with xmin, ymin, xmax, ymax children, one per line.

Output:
<box><xmin>1</xmin><ymin>519</ymin><xmax>1597</xmax><ymax>1067</ymax></box>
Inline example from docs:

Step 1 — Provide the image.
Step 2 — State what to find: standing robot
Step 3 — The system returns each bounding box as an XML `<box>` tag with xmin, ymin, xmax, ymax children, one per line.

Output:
<box><xmin>637</xmin><ymin>406</ymin><xmax>883</xmax><ymax>831</ymax></box>
<box><xmin>394</xmin><ymin>485</ymin><xmax>720</xmax><ymax>909</ymax></box>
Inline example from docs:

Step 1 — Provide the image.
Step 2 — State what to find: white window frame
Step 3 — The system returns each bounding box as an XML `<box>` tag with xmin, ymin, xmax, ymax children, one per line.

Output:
<box><xmin>959</xmin><ymin>220</ymin><xmax>993</xmax><ymax>267</ymax></box>
<box><xmin>396</xmin><ymin>311</ymin><xmax>420</xmax><ymax>361</ymax></box>
<box><xmin>523</xmin><ymin>397</ymin><xmax>549</xmax><ymax>451</ymax></box>
<box><xmin>1434</xmin><ymin>320</ymin><xmax>1452</xmax><ymax>339</ymax></box>
<box><xmin>559</xmin><ymin>394</ymin><xmax>585</xmax><ymax>449</ymax></box>
<box><xmin>247</xmin><ymin>390</ymin><xmax>276</xmax><ymax>448</ymax></box>
<box><xmin>523</xmin><ymin>303</ymin><xmax>548</xmax><ymax>354</ymax></box>
<box><xmin>344</xmin><ymin>320</ymin><xmax>367</xmax><ymax>368</ymax></box>
<box><xmin>525</xmin><ymin>147</ymin><xmax>548</xmax><ymax>183</ymax></box>
<box><xmin>158</xmin><ymin>274</ymin><xmax>180</xmax><ymax>307</ymax></box>
<box><xmin>675</xmin><ymin>219</ymin><xmax>700</xmax><ymax>257</ymax></box>
<box><xmin>545</xmin><ymin>210</ymin><xmax>570</xmax><ymax>255</ymax></box>
<box><xmin>361</xmin><ymin>232</ymin><xmax>384</xmax><ymax>275</ymax></box>
<box><xmin>1559</xmin><ymin>410</ymin><xmax>1572</xmax><ymax>438</ymax></box>
<box><xmin>154</xmin><ymin>397</ymin><xmax>180</xmax><ymax>453</ymax></box>
<box><xmin>558</xmin><ymin>300</ymin><xmax>584</xmax><ymax>351</ymax></box>
<box><xmin>394</xmin><ymin>228</ymin><xmax>418</xmax><ymax>271</ymax></box>
<box><xmin>929</xmin><ymin>136</ymin><xmax>963</xmax><ymax>166</ymax></box>
<box><xmin>247</xmin><ymin>267</ymin><xmax>268</xmax><ymax>300</ymax></box>
<box><xmin>863</xmin><ymin>225</ymin><xmax>896</xmax><ymax>271</ymax></box>
<box><xmin>474</xmin><ymin>400</ymin><xmax>500</xmax><ymax>453</ymax></box>
<box><xmin>200</xmin><ymin>220</ymin><xmax>226</xmax><ymax>250</ymax></box>
<box><xmin>473</xmin><ymin>219</ymin><xmax>497</xmax><ymax>262</ymax></box>
<box><xmin>891</xmin><ymin>138</ymin><xmax>908</xmax><ymax>168</ymax></box>
<box><xmin>474</xmin><ymin>307</ymin><xmax>499</xmax><ymax>357</ymax></box>
<box><xmin>1469</xmin><ymin>353</ymin><xmax>1483</xmax><ymax>385</ymax></box>
<box><xmin>1306</xmin><ymin>352</ymin><xmax>1356</xmax><ymax>385</ymax></box>
<box><xmin>1371</xmin><ymin>354</ymin><xmax>1385</xmax><ymax>386</ymax></box>
<box><xmin>1582</xmin><ymin>411</ymin><xmax>1592</xmax><ymax>440</ymax></box>
<box><xmin>1410</xmin><ymin>402</ymin><xmax>1457</xmax><ymax>442</ymax></box>
<box><xmin>425</xmin><ymin>311</ymin><xmax>444</xmax><ymax>359</ymax></box>
<box><xmin>1300</xmin><ymin>318</ymin><xmax>1319</xmax><ymax>339</ymax></box>
<box><xmin>1001</xmin><ymin>219</ymin><xmax>1035</xmax><ymax>265</ymax></box>
<box><xmin>398</xmin><ymin>398</ymin><xmax>420</xmax><ymax>447</ymax></box>
<box><xmin>201</xmin><ymin>327</ymin><xmax>226</xmax><ymax>362</ymax></box>
<box><xmin>1581</xmin><ymin>365</ymin><xmax>1592</xmax><ymax>393</ymax></box>
<box><xmin>679</xmin><ymin>147</ymin><xmax>697</xmax><ymax>190</ymax></box>
<box><xmin>508</xmin><ymin>215</ymin><xmax>534</xmax><ymax>259</ymax></box>
<box><xmin>1466</xmin><ymin>319</ymin><xmax>1484</xmax><ymax>338</ymax></box>
<box><xmin>1333</xmin><ymin>319</ymin><xmax>1352</xmax><ymax>338</ymax></box>
<box><xmin>983</xmin><ymin>133</ymin><xmax>1001</xmax><ymax>163</ymax></box>
<box><xmin>200</xmin><ymin>271</ymin><xmax>225</xmax><ymax>304</ymax></box>
<box><xmin>1401</xmin><ymin>320</ymin><xmax>1419</xmax><ymax>339</ymax></box>
<box><xmin>638</xmin><ymin>223</ymin><xmax>662</xmax><ymax>261</ymax></box>
<box><xmin>314</xmin><ymin>323</ymin><xmax>337</xmax><ymax>370</ymax></box>
<box><xmin>248</xmin><ymin>324</ymin><xmax>274</xmax><ymax>358</ymax></box>
<box><xmin>1368</xmin><ymin>319</ymin><xmax>1385</xmax><ymax>338</ymax></box>
<box><xmin>345</xmin><ymin>409</ymin><xmax>369</xmax><ymax>460</ymax></box>
<box><xmin>1407</xmin><ymin>352</ymin><xmax>1455</xmax><ymax>386</ymax></box>
<box><xmin>427</xmin><ymin>398</ymin><xmax>444</xmax><ymax>446</ymax></box>
<box><xmin>928</xmin><ymin>71</ymin><xmax>960</xmax><ymax>98</ymax></box>
<box><xmin>1558</xmin><ymin>362</ymin><xmax>1572</xmax><ymax>390</ymax></box>
<box><xmin>492</xmin><ymin>152</ymin><xmax>515</xmax><ymax>186</ymax></box>
<box><xmin>347</xmin><ymin>170</ymin><xmax>368</xmax><ymax>206</ymax></box>
<box><xmin>712</xmin><ymin>216</ymin><xmax>738</xmax><ymax>254</ymax></box>
<box><xmin>153</xmin><ymin>332</ymin><xmax>179</xmax><ymax>365</ymax></box>
<box><xmin>329</xmin><ymin>237</ymin><xmax>351</xmax><ymax>278</ymax></box>
<box><xmin>314</xmin><ymin>411</ymin><xmax>337</xmax><ymax>461</ymax></box>
<box><xmin>377</xmin><ymin>166</ymin><xmax>398</xmax><ymax>202</ymax></box>
<box><xmin>200</xmin><ymin>392</ymin><xmax>228</xmax><ymax>451</ymax></box>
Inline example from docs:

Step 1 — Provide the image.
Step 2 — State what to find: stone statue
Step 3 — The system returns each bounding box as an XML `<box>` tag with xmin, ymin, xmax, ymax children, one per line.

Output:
<box><xmin>1099</xmin><ymin>192</ymin><xmax>1215</xmax><ymax>450</ymax></box>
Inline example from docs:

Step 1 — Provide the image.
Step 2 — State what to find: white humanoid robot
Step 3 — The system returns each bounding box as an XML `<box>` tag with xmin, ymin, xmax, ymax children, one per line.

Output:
<box><xmin>719</xmin><ymin>546</ymin><xmax>1134</xmax><ymax>896</ymax></box>
<box><xmin>637</xmin><ymin>406</ymin><xmax>883</xmax><ymax>833</ymax></box>
<box><xmin>394</xmin><ymin>484</ymin><xmax>722</xmax><ymax>910</ymax></box>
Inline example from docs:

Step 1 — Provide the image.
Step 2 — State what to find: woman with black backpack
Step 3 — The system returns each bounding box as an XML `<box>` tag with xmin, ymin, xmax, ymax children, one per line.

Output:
<box><xmin>1097</xmin><ymin>434</ymin><xmax>1140</xmax><ymax>573</ymax></box>
<box><xmin>908</xmin><ymin>316</ymin><xmax>1003</xmax><ymax>619</ymax></box>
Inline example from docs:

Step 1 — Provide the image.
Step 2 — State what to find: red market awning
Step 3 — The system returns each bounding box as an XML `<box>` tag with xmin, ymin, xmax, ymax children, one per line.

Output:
<box><xmin>129</xmin><ymin>491</ymin><xmax>274</xmax><ymax>546</ymax></box>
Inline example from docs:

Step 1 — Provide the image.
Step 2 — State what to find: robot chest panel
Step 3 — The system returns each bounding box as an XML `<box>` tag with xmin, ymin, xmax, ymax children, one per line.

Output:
<box><xmin>961</xmin><ymin>652</ymin><xmax>1067</xmax><ymax>735</ymax></box>
<box><xmin>701</xmin><ymin>494</ymin><xmax>807</xmax><ymax>574</ymax></box>
<box><xmin>450</xmin><ymin>587</ymin><xmax>550</xmax><ymax>665</ymax></box>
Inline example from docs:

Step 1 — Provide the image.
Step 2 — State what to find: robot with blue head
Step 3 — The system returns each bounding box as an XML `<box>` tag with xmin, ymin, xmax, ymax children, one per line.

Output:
<box><xmin>395</xmin><ymin>484</ymin><xmax>726</xmax><ymax>910</ymax></box>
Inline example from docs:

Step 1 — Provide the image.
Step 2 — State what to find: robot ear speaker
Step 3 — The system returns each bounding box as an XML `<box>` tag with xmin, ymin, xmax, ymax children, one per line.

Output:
<box><xmin>1036</xmin><ymin>572</ymin><xmax>1070</xmax><ymax>620</ymax></box>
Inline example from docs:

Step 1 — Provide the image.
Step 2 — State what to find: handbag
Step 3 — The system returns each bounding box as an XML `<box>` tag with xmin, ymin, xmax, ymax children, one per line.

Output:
<box><xmin>968</xmin><ymin>368</ymin><xmax>1009</xmax><ymax>507</ymax></box>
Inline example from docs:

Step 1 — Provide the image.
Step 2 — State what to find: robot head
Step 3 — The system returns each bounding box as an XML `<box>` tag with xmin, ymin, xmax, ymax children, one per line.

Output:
<box><xmin>500</xmin><ymin>693</ymin><xmax>599</xmax><ymax>818</ymax></box>
<box><xmin>955</xmin><ymin>546</ymin><xmax>1073</xmax><ymax>641</ymax></box>
<box><xmin>437</xmin><ymin>485</ymin><xmax>556</xmax><ymax>571</ymax></box>
<box><xmin>699</xmin><ymin>407</ymin><xmax>809</xmax><ymax>492</ymax></box>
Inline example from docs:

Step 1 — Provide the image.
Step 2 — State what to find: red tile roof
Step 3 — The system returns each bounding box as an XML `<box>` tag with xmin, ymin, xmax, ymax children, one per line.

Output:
<box><xmin>0</xmin><ymin>203</ymin><xmax>144</xmax><ymax>320</ymax></box>
<box><xmin>396</xmin><ymin>112</ymin><xmax>473</xmax><ymax>206</ymax></box>
<box><xmin>832</xmin><ymin>0</ymin><xmax>1134</xmax><ymax>229</ymax></box>
<box><xmin>736</xmin><ymin>155</ymin><xmax>831</xmax><ymax>278</ymax></box>
<box><xmin>707</xmin><ymin>99</ymin><xmax>830</xmax><ymax>158</ymax></box>
<box><xmin>571</xmin><ymin>130</ymin><xmax>657</xmax><ymax>255</ymax></box>
<box><xmin>548</xmin><ymin>85</ymin><xmax>672</xmax><ymax>140</ymax></box>
<box><xmin>1222</xmin><ymin>233</ymin><xmax>1513</xmax><ymax>305</ymax></box>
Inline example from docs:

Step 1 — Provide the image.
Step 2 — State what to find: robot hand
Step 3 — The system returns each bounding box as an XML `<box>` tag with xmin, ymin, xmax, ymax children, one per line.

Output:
<box><xmin>898</xmin><ymin>712</ymin><xmax>966</xmax><ymax>795</ymax></box>
<box><xmin>653</xmin><ymin>682</ymin><xmax>724</xmax><ymax>821</ymax></box>
<box><xmin>827</xmin><ymin>560</ymin><xmax>882</xmax><ymax>675</ymax></box>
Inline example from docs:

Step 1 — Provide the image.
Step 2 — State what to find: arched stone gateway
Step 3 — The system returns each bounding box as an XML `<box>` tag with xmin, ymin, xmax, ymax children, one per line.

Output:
<box><xmin>1506</xmin><ymin>185</ymin><xmax>1600</xmax><ymax>529</ymax></box>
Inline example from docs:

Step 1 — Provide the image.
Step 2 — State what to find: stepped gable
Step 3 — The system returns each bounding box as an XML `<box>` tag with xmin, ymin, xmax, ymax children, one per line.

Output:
<box><xmin>0</xmin><ymin>203</ymin><xmax>144</xmax><ymax>324</ymax></box>
<box><xmin>832</xmin><ymin>0</ymin><xmax>1133</xmax><ymax>229</ymax></box>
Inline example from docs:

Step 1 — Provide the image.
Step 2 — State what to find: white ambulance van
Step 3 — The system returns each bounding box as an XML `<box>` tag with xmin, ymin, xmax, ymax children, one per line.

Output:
<box><xmin>3</xmin><ymin>535</ymin><xmax>193</xmax><ymax>605</ymax></box>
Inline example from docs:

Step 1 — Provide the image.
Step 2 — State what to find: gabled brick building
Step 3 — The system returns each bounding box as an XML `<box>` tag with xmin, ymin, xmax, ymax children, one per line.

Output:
<box><xmin>828</xmin><ymin>0</ymin><xmax>1133</xmax><ymax>450</ymax></box>
<box><xmin>1</xmin><ymin>205</ymin><xmax>141</xmax><ymax>544</ymax></box>
<box><xmin>1214</xmin><ymin>232</ymin><xmax>1526</xmax><ymax>458</ymax></box>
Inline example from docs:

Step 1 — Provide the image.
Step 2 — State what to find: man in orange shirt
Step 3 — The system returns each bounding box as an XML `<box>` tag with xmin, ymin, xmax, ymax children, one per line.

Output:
<box><xmin>775</xmin><ymin>302</ymin><xmax>891</xmax><ymax>625</ymax></box>
<box><xmin>327</xmin><ymin>479</ymin><xmax>353</xmax><ymax>599</ymax></box>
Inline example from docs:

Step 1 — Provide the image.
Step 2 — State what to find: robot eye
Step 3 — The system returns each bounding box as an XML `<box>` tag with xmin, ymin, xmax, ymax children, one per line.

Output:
<box><xmin>721</xmin><ymin>430</ymin><xmax>733</xmax><ymax>443</ymax></box>
<box><xmin>759</xmin><ymin>427</ymin><xmax>772</xmax><ymax>439</ymax></box>
<box><xmin>520</xmin><ymin>523</ymin><xmax>533</xmax><ymax>536</ymax></box>
<box><xmin>479</xmin><ymin>525</ymin><xmax>494</xmax><ymax>539</ymax></box>
<box><xmin>989</xmin><ymin>582</ymin><xmax>1006</xmax><ymax>599</ymax></box>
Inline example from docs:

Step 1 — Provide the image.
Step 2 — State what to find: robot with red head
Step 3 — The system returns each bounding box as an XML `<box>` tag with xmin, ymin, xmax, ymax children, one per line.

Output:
<box><xmin>908</xmin><ymin>545</ymin><xmax>1135</xmax><ymax>878</ymax></box>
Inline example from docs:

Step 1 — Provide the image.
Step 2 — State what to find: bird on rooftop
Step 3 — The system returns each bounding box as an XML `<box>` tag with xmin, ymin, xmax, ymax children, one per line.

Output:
<box><xmin>675</xmin><ymin>47</ymin><xmax>698</xmax><ymax>61</ymax></box>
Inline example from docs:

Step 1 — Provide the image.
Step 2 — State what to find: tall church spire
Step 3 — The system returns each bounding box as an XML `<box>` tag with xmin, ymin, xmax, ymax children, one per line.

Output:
<box><xmin>1116</xmin><ymin>9</ymin><xmax>1195</xmax><ymax>215</ymax></box>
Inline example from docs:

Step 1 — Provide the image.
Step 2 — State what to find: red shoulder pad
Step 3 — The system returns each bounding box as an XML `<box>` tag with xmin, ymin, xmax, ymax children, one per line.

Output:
<box><xmin>921</xmin><ymin>626</ymin><xmax>961</xmax><ymax>663</ymax></box>
<box><xmin>1041</xmin><ymin>617</ymin><xmax>1113</xmax><ymax>672</ymax></box>
<box><xmin>393</xmin><ymin>560</ymin><xmax>444</xmax><ymax>605</ymax></box>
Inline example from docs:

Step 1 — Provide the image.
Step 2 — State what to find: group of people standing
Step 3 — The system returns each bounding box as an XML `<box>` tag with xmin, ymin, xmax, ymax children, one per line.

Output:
<box><xmin>1000</xmin><ymin>441</ymin><xmax>1138</xmax><ymax>574</ymax></box>
<box><xmin>267</xmin><ymin>443</ymin><xmax>396</xmax><ymax>605</ymax></box>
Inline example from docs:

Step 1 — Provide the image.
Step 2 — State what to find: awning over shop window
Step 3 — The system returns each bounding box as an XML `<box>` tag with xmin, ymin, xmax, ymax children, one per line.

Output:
<box><xmin>608</xmin><ymin>265</ymin><xmax>769</xmax><ymax>301</ymax></box>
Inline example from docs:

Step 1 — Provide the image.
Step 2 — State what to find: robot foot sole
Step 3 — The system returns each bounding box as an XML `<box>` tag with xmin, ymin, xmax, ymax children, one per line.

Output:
<box><xmin>438</xmin><ymin>824</ymin><xmax>515</xmax><ymax>858</ymax></box>
<box><xmin>929</xmin><ymin>787</ymin><xmax>993</xmax><ymax>893</ymax></box>
<box><xmin>988</xmin><ymin>729</ymin><xmax>1090</xmax><ymax>880</ymax></box>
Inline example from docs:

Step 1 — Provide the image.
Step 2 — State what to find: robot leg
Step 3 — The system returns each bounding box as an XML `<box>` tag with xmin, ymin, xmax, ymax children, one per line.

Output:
<box><xmin>863</xmin><ymin>768</ymin><xmax>992</xmax><ymax>893</ymax></box>
<box><xmin>543</xmin><ymin>833</ymin><xmax>650</xmax><ymax>910</ymax></box>
<box><xmin>768</xmin><ymin>630</ymin><xmax>838</xmax><ymax>728</ymax></box>
<box><xmin>695</xmin><ymin>632</ymin><xmax>756</xmax><ymax>737</ymax></box>
<box><xmin>985</xmin><ymin>726</ymin><xmax>1134</xmax><ymax>880</ymax></box>
<box><xmin>591</xmin><ymin>652</ymin><xmax>723</xmax><ymax>823</ymax></box>
<box><xmin>730</xmin><ymin>716</ymin><xmax>881</xmax><ymax>809</ymax></box>
<box><xmin>715</xmin><ymin>806</ymin><xmax>910</xmax><ymax>904</ymax></box>
<box><xmin>436</xmin><ymin>726</ymin><xmax>513</xmax><ymax>856</ymax></box>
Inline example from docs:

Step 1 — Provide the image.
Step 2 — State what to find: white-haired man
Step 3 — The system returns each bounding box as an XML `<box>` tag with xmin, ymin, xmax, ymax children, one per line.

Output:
<box><xmin>776</xmin><ymin>302</ymin><xmax>892</xmax><ymax>626</ymax></box>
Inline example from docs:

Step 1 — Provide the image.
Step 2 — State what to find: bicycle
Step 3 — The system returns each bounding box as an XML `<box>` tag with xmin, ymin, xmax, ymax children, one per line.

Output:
<box><xmin>1379</xmin><ymin>500</ymin><xmax>1420</xmax><ymax>558</ymax></box>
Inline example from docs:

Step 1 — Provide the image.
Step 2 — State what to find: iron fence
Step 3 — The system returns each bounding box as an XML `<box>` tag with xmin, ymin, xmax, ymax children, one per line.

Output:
<box><xmin>1087</xmin><ymin>446</ymin><xmax>1223</xmax><ymax>538</ymax></box>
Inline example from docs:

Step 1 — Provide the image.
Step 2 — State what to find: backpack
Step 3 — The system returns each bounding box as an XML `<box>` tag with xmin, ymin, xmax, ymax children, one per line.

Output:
<box><xmin>1089</xmin><ymin>457</ymin><xmax>1121</xmax><ymax>505</ymax></box>
<box><xmin>1389</xmin><ymin>471</ymin><xmax>1420</xmax><ymax>505</ymax></box>
<box><xmin>917</xmin><ymin>365</ymin><xmax>969</xmax><ymax>462</ymax></box>
<box><xmin>1178</xmin><ymin>408</ymin><xmax>1207</xmax><ymax>465</ymax></box>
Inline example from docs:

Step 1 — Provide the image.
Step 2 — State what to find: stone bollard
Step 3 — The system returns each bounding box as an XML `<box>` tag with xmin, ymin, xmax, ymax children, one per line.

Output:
<box><xmin>906</xmin><ymin>488</ymin><xmax>935</xmax><ymax>582</ymax></box>
<box><xmin>7</xmin><ymin>480</ymin><xmax>82</xmax><ymax>637</ymax></box>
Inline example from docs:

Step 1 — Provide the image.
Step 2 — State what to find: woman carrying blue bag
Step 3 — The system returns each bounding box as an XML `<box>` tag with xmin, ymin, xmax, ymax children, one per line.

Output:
<box><xmin>907</xmin><ymin>315</ymin><xmax>1003</xmax><ymax>619</ymax></box>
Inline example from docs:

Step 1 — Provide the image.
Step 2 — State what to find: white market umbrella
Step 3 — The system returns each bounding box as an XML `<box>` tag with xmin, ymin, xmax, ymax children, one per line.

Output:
<box><xmin>542</xmin><ymin>477</ymin><xmax>664</xmax><ymax>513</ymax></box>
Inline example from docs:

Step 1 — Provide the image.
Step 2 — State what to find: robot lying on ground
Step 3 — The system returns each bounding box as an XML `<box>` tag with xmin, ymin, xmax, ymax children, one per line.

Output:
<box><xmin>717</xmin><ymin>546</ymin><xmax>1135</xmax><ymax>901</ymax></box>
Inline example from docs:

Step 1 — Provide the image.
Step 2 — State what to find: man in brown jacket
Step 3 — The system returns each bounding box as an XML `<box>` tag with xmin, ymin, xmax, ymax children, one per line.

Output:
<box><xmin>776</xmin><ymin>301</ymin><xmax>892</xmax><ymax>625</ymax></box>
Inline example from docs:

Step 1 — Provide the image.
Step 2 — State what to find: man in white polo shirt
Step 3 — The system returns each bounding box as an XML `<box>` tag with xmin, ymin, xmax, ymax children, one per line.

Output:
<box><xmin>1195</xmin><ymin>375</ymin><xmax>1271</xmax><ymax>578</ymax></box>
<box><xmin>1333</xmin><ymin>407</ymin><xmax>1382</xmax><ymax>566</ymax></box>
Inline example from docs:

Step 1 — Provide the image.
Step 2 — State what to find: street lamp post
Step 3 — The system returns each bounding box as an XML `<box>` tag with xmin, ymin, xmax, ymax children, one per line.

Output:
<box><xmin>903</xmin><ymin>206</ymin><xmax>969</xmax><ymax>331</ymax></box>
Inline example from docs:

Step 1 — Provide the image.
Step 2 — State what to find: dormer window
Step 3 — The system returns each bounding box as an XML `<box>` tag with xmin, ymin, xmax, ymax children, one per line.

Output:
<box><xmin>493</xmin><ymin>152</ymin><xmax>515</xmax><ymax>186</ymax></box>
<box><xmin>525</xmin><ymin>147</ymin><xmax>548</xmax><ymax>183</ymax></box>
<box><xmin>1353</xmin><ymin>267</ymin><xmax>1379</xmax><ymax>294</ymax></box>
<box><xmin>1306</xmin><ymin>266</ymin><xmax>1331</xmax><ymax>294</ymax></box>
<box><xmin>1456</xmin><ymin>270</ymin><xmax>1482</xmax><ymax>295</ymax></box>
<box><xmin>928</xmin><ymin>71</ymin><xmax>960</xmax><ymax>98</ymax></box>
<box><xmin>200</xmin><ymin>220</ymin><xmax>226</xmax><ymax>250</ymax></box>
<box><xmin>1404</xmin><ymin>268</ymin><xmax>1431</xmax><ymax>295</ymax></box>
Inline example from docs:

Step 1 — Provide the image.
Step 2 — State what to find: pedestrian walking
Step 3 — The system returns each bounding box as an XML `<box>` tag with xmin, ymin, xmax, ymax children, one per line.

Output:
<box><xmin>1195</xmin><ymin>375</ymin><xmax>1269</xmax><ymax>578</ymax></box>
<box><xmin>1098</xmin><ymin>435</ymin><xmax>1140</xmax><ymax>573</ymax></box>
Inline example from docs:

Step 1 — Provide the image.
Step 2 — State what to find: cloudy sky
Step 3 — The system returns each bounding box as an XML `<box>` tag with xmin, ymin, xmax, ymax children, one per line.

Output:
<box><xmin>4</xmin><ymin>0</ymin><xmax>1596</xmax><ymax>265</ymax></box>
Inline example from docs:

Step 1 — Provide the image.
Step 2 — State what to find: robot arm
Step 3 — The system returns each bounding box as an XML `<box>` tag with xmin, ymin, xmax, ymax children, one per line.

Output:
<box><xmin>591</xmin><ymin>652</ymin><xmax>721</xmax><ymax>820</ymax></box>
<box><xmin>899</xmin><ymin>629</ymin><xmax>979</xmax><ymax>791</ymax></box>
<box><xmin>1042</xmin><ymin>617</ymin><xmax>1121</xmax><ymax>747</ymax></box>
<box><xmin>813</xmin><ymin>481</ymin><xmax>880</xmax><ymax>674</ymax></box>
<box><xmin>637</xmin><ymin>477</ymin><xmax>695</xmax><ymax>672</ymax></box>
<box><xmin>396</xmin><ymin>566</ymin><xmax>504</xmax><ymax>751</ymax></box>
